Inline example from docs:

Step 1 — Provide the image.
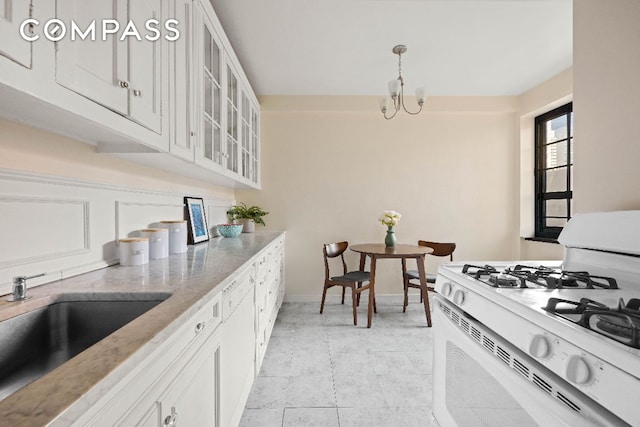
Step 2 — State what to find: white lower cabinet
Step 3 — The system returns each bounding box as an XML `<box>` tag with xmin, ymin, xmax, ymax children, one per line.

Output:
<box><xmin>221</xmin><ymin>267</ymin><xmax>256</xmax><ymax>427</ymax></box>
<box><xmin>69</xmin><ymin>292</ymin><xmax>222</xmax><ymax>427</ymax></box>
<box><xmin>254</xmin><ymin>236</ymin><xmax>285</xmax><ymax>374</ymax></box>
<box><xmin>136</xmin><ymin>330</ymin><xmax>221</xmax><ymax>427</ymax></box>
<box><xmin>66</xmin><ymin>235</ymin><xmax>285</xmax><ymax>427</ymax></box>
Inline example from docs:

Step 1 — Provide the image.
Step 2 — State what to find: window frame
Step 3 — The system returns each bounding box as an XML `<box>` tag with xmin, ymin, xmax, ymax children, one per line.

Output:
<box><xmin>534</xmin><ymin>102</ymin><xmax>573</xmax><ymax>240</ymax></box>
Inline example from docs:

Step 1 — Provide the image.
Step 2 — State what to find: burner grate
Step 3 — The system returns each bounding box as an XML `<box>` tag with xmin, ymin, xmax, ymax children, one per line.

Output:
<box><xmin>461</xmin><ymin>264</ymin><xmax>619</xmax><ymax>290</ymax></box>
<box><xmin>544</xmin><ymin>297</ymin><xmax>640</xmax><ymax>349</ymax></box>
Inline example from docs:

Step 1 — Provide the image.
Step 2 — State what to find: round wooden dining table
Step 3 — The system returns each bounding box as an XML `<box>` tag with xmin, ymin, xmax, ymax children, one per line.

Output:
<box><xmin>350</xmin><ymin>243</ymin><xmax>434</xmax><ymax>328</ymax></box>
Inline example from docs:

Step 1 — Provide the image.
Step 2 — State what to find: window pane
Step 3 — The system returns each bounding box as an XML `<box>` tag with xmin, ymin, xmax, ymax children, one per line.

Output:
<box><xmin>227</xmin><ymin>137</ymin><xmax>237</xmax><ymax>172</ymax></box>
<box><xmin>204</xmin><ymin>118</ymin><xmax>212</xmax><ymax>161</ymax></box>
<box><xmin>545</xmin><ymin>140</ymin><xmax>568</xmax><ymax>168</ymax></box>
<box><xmin>204</xmin><ymin>74</ymin><xmax>212</xmax><ymax>117</ymax></box>
<box><xmin>204</xmin><ymin>28</ymin><xmax>212</xmax><ymax>72</ymax></box>
<box><xmin>545</xmin><ymin>167</ymin><xmax>568</xmax><ymax>192</ymax></box>
<box><xmin>213</xmin><ymin>84</ymin><xmax>220</xmax><ymax>123</ymax></box>
<box><xmin>546</xmin><ymin>199</ymin><xmax>567</xmax><ymax>218</ymax></box>
<box><xmin>535</xmin><ymin>103</ymin><xmax>572</xmax><ymax>239</ymax></box>
<box><xmin>546</xmin><ymin>217</ymin><xmax>567</xmax><ymax>227</ymax></box>
<box><xmin>214</xmin><ymin>126</ymin><xmax>221</xmax><ymax>164</ymax></box>
<box><xmin>212</xmin><ymin>42</ymin><xmax>220</xmax><ymax>82</ymax></box>
<box><xmin>546</xmin><ymin>115</ymin><xmax>568</xmax><ymax>143</ymax></box>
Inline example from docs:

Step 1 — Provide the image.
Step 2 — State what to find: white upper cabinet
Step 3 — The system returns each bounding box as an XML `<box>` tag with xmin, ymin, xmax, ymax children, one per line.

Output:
<box><xmin>56</xmin><ymin>0</ymin><xmax>162</xmax><ymax>133</ymax></box>
<box><xmin>128</xmin><ymin>0</ymin><xmax>163</xmax><ymax>132</ymax></box>
<box><xmin>0</xmin><ymin>0</ymin><xmax>259</xmax><ymax>188</ymax></box>
<box><xmin>189</xmin><ymin>0</ymin><xmax>260</xmax><ymax>188</ymax></box>
<box><xmin>168</xmin><ymin>0</ymin><xmax>195</xmax><ymax>161</ymax></box>
<box><xmin>193</xmin><ymin>2</ymin><xmax>225</xmax><ymax>172</ymax></box>
<box><xmin>0</xmin><ymin>0</ymin><xmax>32</xmax><ymax>67</ymax></box>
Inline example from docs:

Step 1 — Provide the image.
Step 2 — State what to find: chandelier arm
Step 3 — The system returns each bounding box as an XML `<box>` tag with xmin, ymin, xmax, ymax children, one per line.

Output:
<box><xmin>383</xmin><ymin>99</ymin><xmax>401</xmax><ymax>119</ymax></box>
<box><xmin>401</xmin><ymin>100</ymin><xmax>424</xmax><ymax>115</ymax></box>
<box><xmin>383</xmin><ymin>108</ymin><xmax>399</xmax><ymax>120</ymax></box>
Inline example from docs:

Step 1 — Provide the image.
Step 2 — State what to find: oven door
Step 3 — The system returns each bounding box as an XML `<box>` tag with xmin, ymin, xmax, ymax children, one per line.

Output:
<box><xmin>432</xmin><ymin>294</ymin><xmax>623</xmax><ymax>427</ymax></box>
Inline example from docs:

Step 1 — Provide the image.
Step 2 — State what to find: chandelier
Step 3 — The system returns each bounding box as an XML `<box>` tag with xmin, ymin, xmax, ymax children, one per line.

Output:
<box><xmin>379</xmin><ymin>45</ymin><xmax>426</xmax><ymax>120</ymax></box>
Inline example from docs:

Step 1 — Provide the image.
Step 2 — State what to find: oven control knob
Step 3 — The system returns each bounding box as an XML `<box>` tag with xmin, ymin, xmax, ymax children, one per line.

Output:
<box><xmin>441</xmin><ymin>282</ymin><xmax>453</xmax><ymax>297</ymax></box>
<box><xmin>528</xmin><ymin>335</ymin><xmax>550</xmax><ymax>359</ymax></box>
<box><xmin>564</xmin><ymin>355</ymin><xmax>592</xmax><ymax>385</ymax></box>
<box><xmin>452</xmin><ymin>289</ymin><xmax>466</xmax><ymax>306</ymax></box>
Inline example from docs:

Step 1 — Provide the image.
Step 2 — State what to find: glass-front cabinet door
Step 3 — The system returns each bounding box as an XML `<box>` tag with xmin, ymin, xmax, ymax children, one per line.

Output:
<box><xmin>241</xmin><ymin>92</ymin><xmax>251</xmax><ymax>182</ymax></box>
<box><xmin>250</xmin><ymin>103</ymin><xmax>259</xmax><ymax>185</ymax></box>
<box><xmin>195</xmin><ymin>5</ymin><xmax>224</xmax><ymax>171</ymax></box>
<box><xmin>225</xmin><ymin>61</ymin><xmax>239</xmax><ymax>176</ymax></box>
<box><xmin>192</xmin><ymin>0</ymin><xmax>260</xmax><ymax>187</ymax></box>
<box><xmin>240</xmin><ymin>91</ymin><xmax>259</xmax><ymax>185</ymax></box>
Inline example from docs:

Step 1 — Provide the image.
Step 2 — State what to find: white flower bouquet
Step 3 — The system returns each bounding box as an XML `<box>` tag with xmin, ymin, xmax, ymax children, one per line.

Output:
<box><xmin>379</xmin><ymin>210</ymin><xmax>402</xmax><ymax>227</ymax></box>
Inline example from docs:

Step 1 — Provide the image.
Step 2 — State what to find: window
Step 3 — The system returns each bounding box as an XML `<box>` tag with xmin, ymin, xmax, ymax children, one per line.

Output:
<box><xmin>534</xmin><ymin>103</ymin><xmax>573</xmax><ymax>240</ymax></box>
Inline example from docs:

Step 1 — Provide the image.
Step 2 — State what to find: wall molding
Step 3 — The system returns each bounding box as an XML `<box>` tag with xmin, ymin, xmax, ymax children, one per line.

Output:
<box><xmin>0</xmin><ymin>167</ymin><xmax>232</xmax><ymax>204</ymax></box>
<box><xmin>0</xmin><ymin>195</ymin><xmax>90</xmax><ymax>268</ymax></box>
<box><xmin>0</xmin><ymin>168</ymin><xmax>234</xmax><ymax>293</ymax></box>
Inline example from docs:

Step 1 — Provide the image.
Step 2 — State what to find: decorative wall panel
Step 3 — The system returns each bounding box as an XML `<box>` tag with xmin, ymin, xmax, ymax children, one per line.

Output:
<box><xmin>0</xmin><ymin>196</ymin><xmax>89</xmax><ymax>267</ymax></box>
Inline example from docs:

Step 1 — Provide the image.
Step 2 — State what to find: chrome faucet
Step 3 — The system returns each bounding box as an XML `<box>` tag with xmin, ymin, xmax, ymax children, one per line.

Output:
<box><xmin>8</xmin><ymin>273</ymin><xmax>45</xmax><ymax>301</ymax></box>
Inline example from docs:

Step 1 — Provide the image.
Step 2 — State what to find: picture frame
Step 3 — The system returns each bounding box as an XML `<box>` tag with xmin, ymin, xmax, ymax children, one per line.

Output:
<box><xmin>184</xmin><ymin>197</ymin><xmax>210</xmax><ymax>244</ymax></box>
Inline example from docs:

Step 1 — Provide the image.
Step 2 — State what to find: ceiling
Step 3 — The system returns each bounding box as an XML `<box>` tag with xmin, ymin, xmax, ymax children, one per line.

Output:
<box><xmin>208</xmin><ymin>0</ymin><xmax>572</xmax><ymax>98</ymax></box>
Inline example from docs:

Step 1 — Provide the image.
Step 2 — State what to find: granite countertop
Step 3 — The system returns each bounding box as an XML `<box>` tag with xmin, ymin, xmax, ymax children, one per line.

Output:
<box><xmin>0</xmin><ymin>231</ymin><xmax>284</xmax><ymax>426</ymax></box>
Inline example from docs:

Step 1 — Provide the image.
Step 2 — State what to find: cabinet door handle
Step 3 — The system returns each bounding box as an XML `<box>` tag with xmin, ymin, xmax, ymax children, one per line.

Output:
<box><xmin>119</xmin><ymin>80</ymin><xmax>130</xmax><ymax>89</ymax></box>
<box><xmin>164</xmin><ymin>407</ymin><xmax>178</xmax><ymax>426</ymax></box>
<box><xmin>133</xmin><ymin>89</ymin><xmax>142</xmax><ymax>97</ymax></box>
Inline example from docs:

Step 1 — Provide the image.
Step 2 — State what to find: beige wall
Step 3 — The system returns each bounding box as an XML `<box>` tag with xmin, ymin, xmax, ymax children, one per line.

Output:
<box><xmin>573</xmin><ymin>0</ymin><xmax>640</xmax><ymax>213</ymax></box>
<box><xmin>0</xmin><ymin>118</ymin><xmax>233</xmax><ymax>200</ymax></box>
<box><xmin>239</xmin><ymin>96</ymin><xmax>520</xmax><ymax>299</ymax></box>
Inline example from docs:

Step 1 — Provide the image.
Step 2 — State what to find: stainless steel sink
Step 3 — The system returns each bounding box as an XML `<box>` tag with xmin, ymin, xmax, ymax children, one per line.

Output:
<box><xmin>0</xmin><ymin>293</ymin><xmax>171</xmax><ymax>401</ymax></box>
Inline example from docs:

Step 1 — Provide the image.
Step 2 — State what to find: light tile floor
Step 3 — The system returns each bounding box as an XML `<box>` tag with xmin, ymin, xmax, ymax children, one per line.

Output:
<box><xmin>240</xmin><ymin>298</ymin><xmax>438</xmax><ymax>427</ymax></box>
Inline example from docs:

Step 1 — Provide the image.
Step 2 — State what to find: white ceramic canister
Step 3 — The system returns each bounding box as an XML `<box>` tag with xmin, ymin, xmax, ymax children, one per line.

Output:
<box><xmin>160</xmin><ymin>220</ymin><xmax>188</xmax><ymax>254</ymax></box>
<box><xmin>139</xmin><ymin>228</ymin><xmax>169</xmax><ymax>260</ymax></box>
<box><xmin>119</xmin><ymin>237</ymin><xmax>150</xmax><ymax>266</ymax></box>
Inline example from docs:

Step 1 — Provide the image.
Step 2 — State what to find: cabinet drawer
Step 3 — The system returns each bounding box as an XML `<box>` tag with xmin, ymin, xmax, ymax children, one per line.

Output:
<box><xmin>255</xmin><ymin>250</ymin><xmax>271</xmax><ymax>279</ymax></box>
<box><xmin>181</xmin><ymin>291</ymin><xmax>222</xmax><ymax>343</ymax></box>
<box><xmin>222</xmin><ymin>267</ymin><xmax>254</xmax><ymax>320</ymax></box>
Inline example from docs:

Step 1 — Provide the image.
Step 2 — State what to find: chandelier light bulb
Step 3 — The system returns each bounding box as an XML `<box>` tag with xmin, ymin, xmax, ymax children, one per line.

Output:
<box><xmin>388</xmin><ymin>79</ymin><xmax>401</xmax><ymax>98</ymax></box>
<box><xmin>379</xmin><ymin>96</ymin><xmax>389</xmax><ymax>113</ymax></box>
<box><xmin>416</xmin><ymin>87</ymin><xmax>427</xmax><ymax>105</ymax></box>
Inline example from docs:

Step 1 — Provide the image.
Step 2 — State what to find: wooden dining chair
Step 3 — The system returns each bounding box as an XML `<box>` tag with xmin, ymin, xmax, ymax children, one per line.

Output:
<box><xmin>402</xmin><ymin>241</ymin><xmax>456</xmax><ymax>312</ymax></box>
<box><xmin>320</xmin><ymin>241</ymin><xmax>374</xmax><ymax>325</ymax></box>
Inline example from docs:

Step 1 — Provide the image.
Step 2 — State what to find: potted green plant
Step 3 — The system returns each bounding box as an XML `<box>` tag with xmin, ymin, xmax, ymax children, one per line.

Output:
<box><xmin>226</xmin><ymin>203</ymin><xmax>269</xmax><ymax>233</ymax></box>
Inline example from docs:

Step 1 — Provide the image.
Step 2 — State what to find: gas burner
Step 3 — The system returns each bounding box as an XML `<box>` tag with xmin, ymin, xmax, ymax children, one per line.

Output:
<box><xmin>461</xmin><ymin>264</ymin><xmax>619</xmax><ymax>290</ymax></box>
<box><xmin>545</xmin><ymin>297</ymin><xmax>640</xmax><ymax>349</ymax></box>
<box><xmin>461</xmin><ymin>264</ymin><xmax>526</xmax><ymax>288</ymax></box>
<box><xmin>488</xmin><ymin>274</ymin><xmax>526</xmax><ymax>288</ymax></box>
<box><xmin>461</xmin><ymin>264</ymin><xmax>498</xmax><ymax>279</ymax></box>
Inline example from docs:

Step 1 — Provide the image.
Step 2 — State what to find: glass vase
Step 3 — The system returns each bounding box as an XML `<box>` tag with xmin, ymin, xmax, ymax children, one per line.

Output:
<box><xmin>384</xmin><ymin>225</ymin><xmax>396</xmax><ymax>247</ymax></box>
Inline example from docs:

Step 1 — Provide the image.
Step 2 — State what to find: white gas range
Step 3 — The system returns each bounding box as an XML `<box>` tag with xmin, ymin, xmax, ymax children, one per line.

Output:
<box><xmin>432</xmin><ymin>211</ymin><xmax>640</xmax><ymax>427</ymax></box>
